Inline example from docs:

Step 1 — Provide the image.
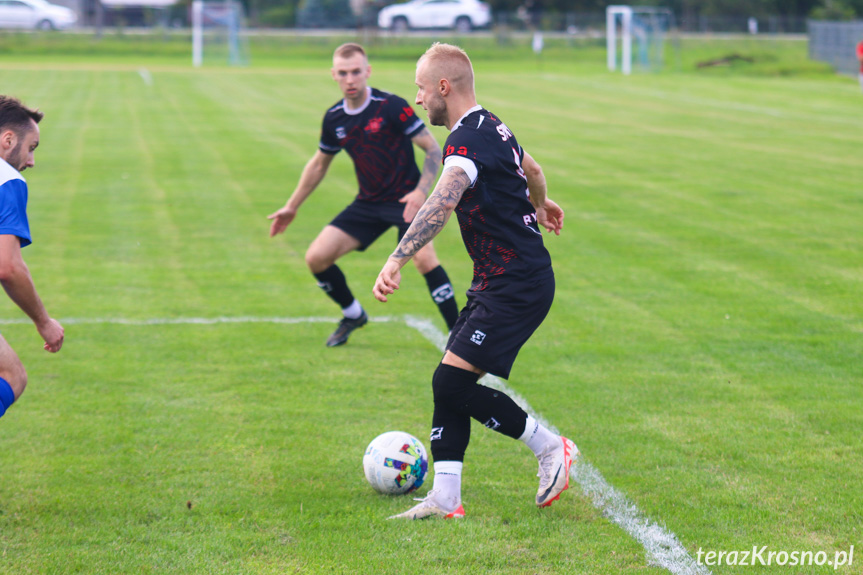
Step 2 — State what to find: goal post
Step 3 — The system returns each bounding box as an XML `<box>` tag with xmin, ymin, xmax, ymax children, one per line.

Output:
<box><xmin>192</xmin><ymin>0</ymin><xmax>249</xmax><ymax>67</ymax></box>
<box><xmin>192</xmin><ymin>0</ymin><xmax>203</xmax><ymax>67</ymax></box>
<box><xmin>607</xmin><ymin>6</ymin><xmax>633</xmax><ymax>75</ymax></box>
<box><xmin>607</xmin><ymin>5</ymin><xmax>674</xmax><ymax>74</ymax></box>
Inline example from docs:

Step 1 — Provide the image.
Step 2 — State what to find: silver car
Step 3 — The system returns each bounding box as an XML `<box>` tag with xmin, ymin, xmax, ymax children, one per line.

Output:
<box><xmin>0</xmin><ymin>0</ymin><xmax>76</xmax><ymax>29</ymax></box>
<box><xmin>378</xmin><ymin>0</ymin><xmax>491</xmax><ymax>33</ymax></box>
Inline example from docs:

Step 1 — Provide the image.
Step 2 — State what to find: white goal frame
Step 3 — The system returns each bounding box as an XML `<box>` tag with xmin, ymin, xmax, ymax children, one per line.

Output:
<box><xmin>607</xmin><ymin>5</ymin><xmax>674</xmax><ymax>75</ymax></box>
<box><xmin>607</xmin><ymin>5</ymin><xmax>634</xmax><ymax>75</ymax></box>
<box><xmin>192</xmin><ymin>0</ymin><xmax>247</xmax><ymax>67</ymax></box>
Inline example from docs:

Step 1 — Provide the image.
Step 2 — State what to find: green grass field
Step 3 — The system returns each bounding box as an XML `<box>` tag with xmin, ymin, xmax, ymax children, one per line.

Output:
<box><xmin>0</xmin><ymin>32</ymin><xmax>861</xmax><ymax>574</ymax></box>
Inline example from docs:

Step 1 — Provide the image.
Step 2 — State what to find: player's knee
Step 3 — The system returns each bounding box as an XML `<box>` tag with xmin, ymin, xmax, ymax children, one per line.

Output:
<box><xmin>432</xmin><ymin>363</ymin><xmax>480</xmax><ymax>414</ymax></box>
<box><xmin>0</xmin><ymin>363</ymin><xmax>27</xmax><ymax>400</ymax></box>
<box><xmin>13</xmin><ymin>370</ymin><xmax>27</xmax><ymax>400</ymax></box>
<box><xmin>304</xmin><ymin>247</ymin><xmax>329</xmax><ymax>274</ymax></box>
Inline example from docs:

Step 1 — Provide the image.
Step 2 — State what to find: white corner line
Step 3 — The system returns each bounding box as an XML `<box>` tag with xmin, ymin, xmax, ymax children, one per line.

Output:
<box><xmin>0</xmin><ymin>313</ymin><xmax>709</xmax><ymax>574</ymax></box>
<box><xmin>403</xmin><ymin>314</ymin><xmax>711</xmax><ymax>575</ymax></box>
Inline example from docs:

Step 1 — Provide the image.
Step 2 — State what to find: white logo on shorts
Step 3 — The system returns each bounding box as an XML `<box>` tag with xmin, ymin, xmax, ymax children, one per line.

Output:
<box><xmin>470</xmin><ymin>330</ymin><xmax>486</xmax><ymax>345</ymax></box>
<box><xmin>483</xmin><ymin>417</ymin><xmax>501</xmax><ymax>430</ymax></box>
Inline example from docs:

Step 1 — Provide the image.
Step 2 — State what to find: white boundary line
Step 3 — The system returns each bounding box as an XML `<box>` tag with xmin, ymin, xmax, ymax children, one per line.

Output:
<box><xmin>404</xmin><ymin>315</ymin><xmax>710</xmax><ymax>575</ymax></box>
<box><xmin>0</xmin><ymin>313</ymin><xmax>709</xmax><ymax>574</ymax></box>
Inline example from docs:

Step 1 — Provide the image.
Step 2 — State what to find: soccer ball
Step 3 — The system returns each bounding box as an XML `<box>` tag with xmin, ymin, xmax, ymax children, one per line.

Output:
<box><xmin>362</xmin><ymin>431</ymin><xmax>428</xmax><ymax>495</ymax></box>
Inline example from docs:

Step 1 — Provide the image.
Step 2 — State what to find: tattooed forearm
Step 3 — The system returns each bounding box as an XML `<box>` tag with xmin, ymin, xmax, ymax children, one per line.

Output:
<box><xmin>413</xmin><ymin>128</ymin><xmax>442</xmax><ymax>196</ymax></box>
<box><xmin>418</xmin><ymin>151</ymin><xmax>442</xmax><ymax>195</ymax></box>
<box><xmin>392</xmin><ymin>166</ymin><xmax>470</xmax><ymax>260</ymax></box>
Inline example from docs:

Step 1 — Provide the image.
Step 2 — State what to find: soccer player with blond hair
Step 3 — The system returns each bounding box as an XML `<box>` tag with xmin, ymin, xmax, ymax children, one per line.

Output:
<box><xmin>374</xmin><ymin>43</ymin><xmax>577</xmax><ymax>519</ymax></box>
<box><xmin>269</xmin><ymin>43</ymin><xmax>459</xmax><ymax>346</ymax></box>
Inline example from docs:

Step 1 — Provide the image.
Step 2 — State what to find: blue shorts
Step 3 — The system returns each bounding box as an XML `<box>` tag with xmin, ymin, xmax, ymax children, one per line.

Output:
<box><xmin>446</xmin><ymin>274</ymin><xmax>555</xmax><ymax>379</ymax></box>
<box><xmin>0</xmin><ymin>377</ymin><xmax>15</xmax><ymax>418</ymax></box>
<box><xmin>329</xmin><ymin>199</ymin><xmax>409</xmax><ymax>252</ymax></box>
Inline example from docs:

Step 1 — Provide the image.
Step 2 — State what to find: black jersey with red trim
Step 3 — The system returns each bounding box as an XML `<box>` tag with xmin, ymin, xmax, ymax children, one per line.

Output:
<box><xmin>319</xmin><ymin>87</ymin><xmax>426</xmax><ymax>203</ymax></box>
<box><xmin>443</xmin><ymin>107</ymin><xmax>553</xmax><ymax>294</ymax></box>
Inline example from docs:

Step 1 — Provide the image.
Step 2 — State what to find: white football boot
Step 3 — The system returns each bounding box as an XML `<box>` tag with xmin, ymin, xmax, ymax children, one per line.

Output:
<box><xmin>535</xmin><ymin>436</ymin><xmax>577</xmax><ymax>507</ymax></box>
<box><xmin>388</xmin><ymin>490</ymin><xmax>465</xmax><ymax>520</ymax></box>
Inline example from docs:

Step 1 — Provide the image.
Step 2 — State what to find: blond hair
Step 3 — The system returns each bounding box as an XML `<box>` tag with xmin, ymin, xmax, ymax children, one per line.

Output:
<box><xmin>333</xmin><ymin>42</ymin><xmax>367</xmax><ymax>61</ymax></box>
<box><xmin>418</xmin><ymin>43</ymin><xmax>474</xmax><ymax>93</ymax></box>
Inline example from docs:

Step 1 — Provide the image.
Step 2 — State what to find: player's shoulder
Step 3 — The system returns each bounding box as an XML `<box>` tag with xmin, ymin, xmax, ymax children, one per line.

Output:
<box><xmin>475</xmin><ymin>109</ymin><xmax>514</xmax><ymax>137</ymax></box>
<box><xmin>325</xmin><ymin>98</ymin><xmax>346</xmax><ymax>115</ymax></box>
<box><xmin>371</xmin><ymin>88</ymin><xmax>412</xmax><ymax>111</ymax></box>
<box><xmin>0</xmin><ymin>159</ymin><xmax>24</xmax><ymax>187</ymax></box>
<box><xmin>457</xmin><ymin>107</ymin><xmax>505</xmax><ymax>132</ymax></box>
<box><xmin>448</xmin><ymin>108</ymin><xmax>500</xmax><ymax>145</ymax></box>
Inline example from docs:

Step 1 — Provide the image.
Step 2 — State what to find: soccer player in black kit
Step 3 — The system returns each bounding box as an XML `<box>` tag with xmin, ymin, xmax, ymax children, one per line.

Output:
<box><xmin>374</xmin><ymin>43</ymin><xmax>578</xmax><ymax>519</ymax></box>
<box><xmin>269</xmin><ymin>43</ymin><xmax>458</xmax><ymax>346</ymax></box>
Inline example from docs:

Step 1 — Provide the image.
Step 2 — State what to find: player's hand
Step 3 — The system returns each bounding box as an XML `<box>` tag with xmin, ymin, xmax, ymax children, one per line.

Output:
<box><xmin>267</xmin><ymin>206</ymin><xmax>298</xmax><ymax>237</ymax></box>
<box><xmin>37</xmin><ymin>318</ymin><xmax>64</xmax><ymax>353</ymax></box>
<box><xmin>399</xmin><ymin>190</ymin><xmax>427</xmax><ymax>223</ymax></box>
<box><xmin>373</xmin><ymin>259</ymin><xmax>403</xmax><ymax>302</ymax></box>
<box><xmin>537</xmin><ymin>199</ymin><xmax>564</xmax><ymax>235</ymax></box>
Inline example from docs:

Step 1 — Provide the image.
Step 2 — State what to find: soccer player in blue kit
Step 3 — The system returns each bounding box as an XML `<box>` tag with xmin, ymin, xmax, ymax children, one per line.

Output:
<box><xmin>374</xmin><ymin>43</ymin><xmax>577</xmax><ymax>519</ymax></box>
<box><xmin>269</xmin><ymin>43</ymin><xmax>459</xmax><ymax>347</ymax></box>
<box><xmin>0</xmin><ymin>95</ymin><xmax>65</xmax><ymax>420</ymax></box>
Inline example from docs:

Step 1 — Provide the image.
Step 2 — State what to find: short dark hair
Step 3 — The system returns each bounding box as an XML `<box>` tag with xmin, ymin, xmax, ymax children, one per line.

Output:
<box><xmin>0</xmin><ymin>95</ymin><xmax>43</xmax><ymax>136</ymax></box>
<box><xmin>333</xmin><ymin>43</ymin><xmax>366</xmax><ymax>60</ymax></box>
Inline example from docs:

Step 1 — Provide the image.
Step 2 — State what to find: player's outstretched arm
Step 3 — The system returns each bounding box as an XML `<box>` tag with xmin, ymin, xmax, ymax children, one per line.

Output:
<box><xmin>400</xmin><ymin>128</ymin><xmax>443</xmax><ymax>223</ymax></box>
<box><xmin>394</xmin><ymin>165</ymin><xmax>468</xmax><ymax>259</ymax></box>
<box><xmin>0</xmin><ymin>235</ymin><xmax>64</xmax><ymax>353</ymax></box>
<box><xmin>373</xmin><ymin>165</ymin><xmax>470</xmax><ymax>302</ymax></box>
<box><xmin>523</xmin><ymin>150</ymin><xmax>563</xmax><ymax>235</ymax></box>
<box><xmin>268</xmin><ymin>150</ymin><xmax>335</xmax><ymax>237</ymax></box>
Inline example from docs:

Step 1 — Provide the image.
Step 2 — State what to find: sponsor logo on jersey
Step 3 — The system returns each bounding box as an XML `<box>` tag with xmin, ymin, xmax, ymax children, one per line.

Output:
<box><xmin>445</xmin><ymin>144</ymin><xmax>470</xmax><ymax>157</ymax></box>
<box><xmin>336</xmin><ymin>127</ymin><xmax>346</xmax><ymax>139</ymax></box>
<box><xmin>365</xmin><ymin>117</ymin><xmax>383</xmax><ymax>134</ymax></box>
<box><xmin>470</xmin><ymin>330</ymin><xmax>486</xmax><ymax>345</ymax></box>
<box><xmin>522</xmin><ymin>211</ymin><xmax>542</xmax><ymax>235</ymax></box>
<box><xmin>398</xmin><ymin>106</ymin><xmax>415</xmax><ymax>122</ymax></box>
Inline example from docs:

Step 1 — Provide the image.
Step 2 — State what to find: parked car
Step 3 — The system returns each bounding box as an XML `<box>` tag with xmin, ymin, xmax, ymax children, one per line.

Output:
<box><xmin>0</xmin><ymin>0</ymin><xmax>75</xmax><ymax>29</ymax></box>
<box><xmin>378</xmin><ymin>0</ymin><xmax>490</xmax><ymax>33</ymax></box>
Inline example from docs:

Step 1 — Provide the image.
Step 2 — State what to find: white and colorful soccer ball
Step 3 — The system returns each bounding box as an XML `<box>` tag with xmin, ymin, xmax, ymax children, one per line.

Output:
<box><xmin>362</xmin><ymin>431</ymin><xmax>428</xmax><ymax>495</ymax></box>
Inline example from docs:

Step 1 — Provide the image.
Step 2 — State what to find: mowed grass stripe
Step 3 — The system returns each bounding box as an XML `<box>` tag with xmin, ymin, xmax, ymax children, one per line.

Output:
<box><xmin>482</xmin><ymin>71</ymin><xmax>862</xmax><ymax>320</ymax></box>
<box><xmin>2</xmin><ymin>38</ymin><xmax>862</xmax><ymax>573</ymax></box>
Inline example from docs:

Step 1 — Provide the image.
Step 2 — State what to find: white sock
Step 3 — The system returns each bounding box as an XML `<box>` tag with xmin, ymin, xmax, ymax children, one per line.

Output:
<box><xmin>342</xmin><ymin>299</ymin><xmax>363</xmax><ymax>320</ymax></box>
<box><xmin>518</xmin><ymin>415</ymin><xmax>560</xmax><ymax>457</ymax></box>
<box><xmin>432</xmin><ymin>461</ymin><xmax>463</xmax><ymax>507</ymax></box>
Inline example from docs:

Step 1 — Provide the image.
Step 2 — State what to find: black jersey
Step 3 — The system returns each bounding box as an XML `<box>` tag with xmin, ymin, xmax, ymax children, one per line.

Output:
<box><xmin>319</xmin><ymin>87</ymin><xmax>426</xmax><ymax>203</ymax></box>
<box><xmin>443</xmin><ymin>107</ymin><xmax>553</xmax><ymax>294</ymax></box>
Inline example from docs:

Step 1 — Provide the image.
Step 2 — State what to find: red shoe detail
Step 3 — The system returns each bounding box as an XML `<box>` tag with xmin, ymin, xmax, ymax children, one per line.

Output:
<box><xmin>445</xmin><ymin>504</ymin><xmax>466</xmax><ymax>519</ymax></box>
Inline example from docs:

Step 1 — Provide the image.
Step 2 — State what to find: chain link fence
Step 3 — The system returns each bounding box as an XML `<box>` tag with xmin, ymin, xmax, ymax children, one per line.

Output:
<box><xmin>808</xmin><ymin>20</ymin><xmax>863</xmax><ymax>76</ymax></box>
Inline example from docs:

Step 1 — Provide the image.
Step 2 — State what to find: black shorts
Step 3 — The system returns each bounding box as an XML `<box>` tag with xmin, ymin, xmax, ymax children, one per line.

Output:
<box><xmin>446</xmin><ymin>273</ymin><xmax>555</xmax><ymax>379</ymax></box>
<box><xmin>329</xmin><ymin>199</ymin><xmax>409</xmax><ymax>252</ymax></box>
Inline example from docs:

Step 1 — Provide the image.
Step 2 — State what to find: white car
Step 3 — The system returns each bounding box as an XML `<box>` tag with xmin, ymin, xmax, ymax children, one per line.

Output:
<box><xmin>0</xmin><ymin>0</ymin><xmax>76</xmax><ymax>30</ymax></box>
<box><xmin>378</xmin><ymin>0</ymin><xmax>491</xmax><ymax>33</ymax></box>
